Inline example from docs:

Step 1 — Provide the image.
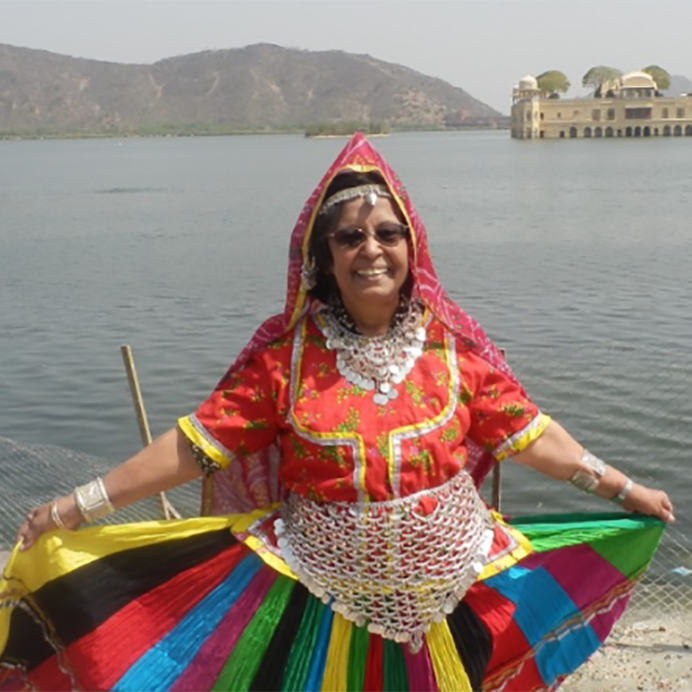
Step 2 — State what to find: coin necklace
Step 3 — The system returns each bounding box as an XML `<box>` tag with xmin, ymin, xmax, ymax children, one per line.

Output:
<box><xmin>322</xmin><ymin>298</ymin><xmax>426</xmax><ymax>406</ymax></box>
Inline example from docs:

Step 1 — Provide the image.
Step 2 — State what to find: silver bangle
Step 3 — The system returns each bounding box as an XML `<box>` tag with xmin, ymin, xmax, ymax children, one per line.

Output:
<box><xmin>74</xmin><ymin>478</ymin><xmax>115</xmax><ymax>523</ymax></box>
<box><xmin>612</xmin><ymin>477</ymin><xmax>634</xmax><ymax>504</ymax></box>
<box><xmin>50</xmin><ymin>500</ymin><xmax>67</xmax><ymax>530</ymax></box>
<box><xmin>569</xmin><ymin>449</ymin><xmax>607</xmax><ymax>493</ymax></box>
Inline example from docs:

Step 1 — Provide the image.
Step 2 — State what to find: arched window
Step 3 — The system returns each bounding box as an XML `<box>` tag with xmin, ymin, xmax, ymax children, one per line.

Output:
<box><xmin>595</xmin><ymin>127</ymin><xmax>603</xmax><ymax>138</ymax></box>
<box><xmin>663</xmin><ymin>125</ymin><xmax>671</xmax><ymax>136</ymax></box>
<box><xmin>674</xmin><ymin>125</ymin><xmax>683</xmax><ymax>136</ymax></box>
<box><xmin>643</xmin><ymin>127</ymin><xmax>651</xmax><ymax>137</ymax></box>
<box><xmin>569</xmin><ymin>127</ymin><xmax>578</xmax><ymax>138</ymax></box>
<box><xmin>625</xmin><ymin>127</ymin><xmax>633</xmax><ymax>137</ymax></box>
<box><xmin>605</xmin><ymin>127</ymin><xmax>614</xmax><ymax>137</ymax></box>
<box><xmin>584</xmin><ymin>127</ymin><xmax>592</xmax><ymax>138</ymax></box>
<box><xmin>685</xmin><ymin>125</ymin><xmax>692</xmax><ymax>136</ymax></box>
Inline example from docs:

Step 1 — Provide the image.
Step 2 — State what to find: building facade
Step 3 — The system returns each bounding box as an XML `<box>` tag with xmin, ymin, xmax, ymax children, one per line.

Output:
<box><xmin>511</xmin><ymin>72</ymin><xmax>692</xmax><ymax>140</ymax></box>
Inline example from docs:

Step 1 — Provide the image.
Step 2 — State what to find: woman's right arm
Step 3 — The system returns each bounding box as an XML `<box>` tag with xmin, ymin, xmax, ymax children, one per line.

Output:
<box><xmin>17</xmin><ymin>426</ymin><xmax>202</xmax><ymax>551</ymax></box>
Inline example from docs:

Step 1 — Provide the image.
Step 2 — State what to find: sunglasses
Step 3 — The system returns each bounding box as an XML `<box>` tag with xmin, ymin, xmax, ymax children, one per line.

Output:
<box><xmin>328</xmin><ymin>223</ymin><xmax>409</xmax><ymax>249</ymax></box>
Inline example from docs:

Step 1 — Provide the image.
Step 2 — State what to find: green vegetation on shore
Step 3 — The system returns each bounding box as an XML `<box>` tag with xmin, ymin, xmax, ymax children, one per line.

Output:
<box><xmin>0</xmin><ymin>120</ymin><xmax>509</xmax><ymax>142</ymax></box>
<box><xmin>304</xmin><ymin>121</ymin><xmax>390</xmax><ymax>138</ymax></box>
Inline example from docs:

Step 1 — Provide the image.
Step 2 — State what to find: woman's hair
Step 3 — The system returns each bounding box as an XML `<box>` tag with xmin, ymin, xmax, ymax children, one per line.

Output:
<box><xmin>308</xmin><ymin>170</ymin><xmax>391</xmax><ymax>303</ymax></box>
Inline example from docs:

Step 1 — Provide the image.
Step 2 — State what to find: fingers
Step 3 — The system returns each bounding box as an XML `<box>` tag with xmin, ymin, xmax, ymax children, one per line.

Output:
<box><xmin>661</xmin><ymin>494</ymin><xmax>675</xmax><ymax>523</ymax></box>
<box><xmin>16</xmin><ymin>506</ymin><xmax>47</xmax><ymax>551</ymax></box>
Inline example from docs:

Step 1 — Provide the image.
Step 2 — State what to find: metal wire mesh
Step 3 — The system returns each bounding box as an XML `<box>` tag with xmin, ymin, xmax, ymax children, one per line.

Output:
<box><xmin>486</xmin><ymin>344</ymin><xmax>692</xmax><ymax>614</ymax></box>
<box><xmin>1</xmin><ymin>344</ymin><xmax>689</xmax><ymax>614</ymax></box>
<box><xmin>0</xmin><ymin>435</ymin><xmax>202</xmax><ymax>546</ymax></box>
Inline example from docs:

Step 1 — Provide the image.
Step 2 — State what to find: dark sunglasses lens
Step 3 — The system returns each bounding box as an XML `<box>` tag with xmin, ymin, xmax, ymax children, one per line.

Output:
<box><xmin>376</xmin><ymin>225</ymin><xmax>407</xmax><ymax>244</ymax></box>
<box><xmin>333</xmin><ymin>228</ymin><xmax>366</xmax><ymax>247</ymax></box>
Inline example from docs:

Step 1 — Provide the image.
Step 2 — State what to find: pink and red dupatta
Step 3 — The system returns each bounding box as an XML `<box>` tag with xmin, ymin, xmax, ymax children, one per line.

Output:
<box><xmin>202</xmin><ymin>133</ymin><xmax>523</xmax><ymax>515</ymax></box>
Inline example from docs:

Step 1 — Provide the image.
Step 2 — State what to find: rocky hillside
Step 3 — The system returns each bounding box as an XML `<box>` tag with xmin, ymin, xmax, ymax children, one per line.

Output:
<box><xmin>0</xmin><ymin>43</ymin><xmax>503</xmax><ymax>134</ymax></box>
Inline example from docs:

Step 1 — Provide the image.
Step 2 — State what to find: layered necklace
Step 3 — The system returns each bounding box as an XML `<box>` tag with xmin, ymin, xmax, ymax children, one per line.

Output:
<box><xmin>322</xmin><ymin>298</ymin><xmax>427</xmax><ymax>406</ymax></box>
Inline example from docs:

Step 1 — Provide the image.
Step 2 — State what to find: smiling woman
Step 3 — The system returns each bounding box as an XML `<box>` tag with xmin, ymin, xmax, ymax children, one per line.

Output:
<box><xmin>307</xmin><ymin>172</ymin><xmax>411</xmax><ymax>336</ymax></box>
<box><xmin>1</xmin><ymin>133</ymin><xmax>672</xmax><ymax>692</ymax></box>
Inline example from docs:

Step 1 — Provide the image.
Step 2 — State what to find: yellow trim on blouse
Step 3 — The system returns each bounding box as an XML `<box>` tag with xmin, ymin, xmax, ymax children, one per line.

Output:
<box><xmin>494</xmin><ymin>412</ymin><xmax>552</xmax><ymax>461</ymax></box>
<box><xmin>177</xmin><ymin>415</ymin><xmax>231</xmax><ymax>469</ymax></box>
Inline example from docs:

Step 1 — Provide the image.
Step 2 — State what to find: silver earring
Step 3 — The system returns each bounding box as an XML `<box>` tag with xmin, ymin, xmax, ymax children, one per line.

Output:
<box><xmin>301</xmin><ymin>256</ymin><xmax>317</xmax><ymax>290</ymax></box>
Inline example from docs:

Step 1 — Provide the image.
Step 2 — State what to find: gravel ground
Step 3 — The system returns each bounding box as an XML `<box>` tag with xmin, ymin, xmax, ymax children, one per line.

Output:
<box><xmin>562</xmin><ymin>611</ymin><xmax>692</xmax><ymax>692</ymax></box>
<box><xmin>2</xmin><ymin>550</ymin><xmax>690</xmax><ymax>689</ymax></box>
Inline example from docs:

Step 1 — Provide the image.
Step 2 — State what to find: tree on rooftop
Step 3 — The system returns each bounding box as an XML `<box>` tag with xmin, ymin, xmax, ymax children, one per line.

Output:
<box><xmin>641</xmin><ymin>65</ymin><xmax>671</xmax><ymax>91</ymax></box>
<box><xmin>582</xmin><ymin>66</ymin><xmax>622</xmax><ymax>92</ymax></box>
<box><xmin>536</xmin><ymin>70</ymin><xmax>571</xmax><ymax>97</ymax></box>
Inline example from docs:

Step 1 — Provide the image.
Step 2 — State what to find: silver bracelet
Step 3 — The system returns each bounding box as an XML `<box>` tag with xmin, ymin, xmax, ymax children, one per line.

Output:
<box><xmin>50</xmin><ymin>500</ymin><xmax>68</xmax><ymax>530</ymax></box>
<box><xmin>569</xmin><ymin>449</ymin><xmax>607</xmax><ymax>493</ymax></box>
<box><xmin>74</xmin><ymin>477</ymin><xmax>115</xmax><ymax>523</ymax></box>
<box><xmin>612</xmin><ymin>477</ymin><xmax>634</xmax><ymax>504</ymax></box>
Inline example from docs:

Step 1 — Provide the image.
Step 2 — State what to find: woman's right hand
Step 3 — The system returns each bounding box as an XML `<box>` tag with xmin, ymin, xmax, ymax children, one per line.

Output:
<box><xmin>16</xmin><ymin>494</ymin><xmax>84</xmax><ymax>551</ymax></box>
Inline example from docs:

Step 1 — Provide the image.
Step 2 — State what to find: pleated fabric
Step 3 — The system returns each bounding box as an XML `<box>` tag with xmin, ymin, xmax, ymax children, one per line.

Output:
<box><xmin>0</xmin><ymin>512</ymin><xmax>664</xmax><ymax>692</ymax></box>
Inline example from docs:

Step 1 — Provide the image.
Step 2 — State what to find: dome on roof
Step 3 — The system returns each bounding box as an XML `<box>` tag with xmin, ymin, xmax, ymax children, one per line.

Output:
<box><xmin>518</xmin><ymin>74</ymin><xmax>539</xmax><ymax>90</ymax></box>
<box><xmin>620</xmin><ymin>71</ymin><xmax>657</xmax><ymax>88</ymax></box>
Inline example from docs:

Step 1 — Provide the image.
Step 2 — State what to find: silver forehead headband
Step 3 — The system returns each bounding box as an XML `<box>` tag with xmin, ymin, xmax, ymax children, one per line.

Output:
<box><xmin>318</xmin><ymin>184</ymin><xmax>391</xmax><ymax>216</ymax></box>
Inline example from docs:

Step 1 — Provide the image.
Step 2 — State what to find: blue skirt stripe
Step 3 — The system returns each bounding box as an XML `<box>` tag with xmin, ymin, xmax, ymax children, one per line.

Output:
<box><xmin>304</xmin><ymin>603</ymin><xmax>335</xmax><ymax>692</ymax></box>
<box><xmin>487</xmin><ymin>563</ymin><xmax>600</xmax><ymax>684</ymax></box>
<box><xmin>112</xmin><ymin>553</ymin><xmax>263</xmax><ymax>692</ymax></box>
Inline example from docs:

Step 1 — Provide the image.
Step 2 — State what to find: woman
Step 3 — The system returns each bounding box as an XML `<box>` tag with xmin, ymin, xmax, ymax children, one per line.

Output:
<box><xmin>2</xmin><ymin>133</ymin><xmax>673</xmax><ymax>692</ymax></box>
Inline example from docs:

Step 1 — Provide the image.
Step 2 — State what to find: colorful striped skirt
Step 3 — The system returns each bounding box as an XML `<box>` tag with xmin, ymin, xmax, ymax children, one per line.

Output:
<box><xmin>0</xmin><ymin>512</ymin><xmax>664</xmax><ymax>691</ymax></box>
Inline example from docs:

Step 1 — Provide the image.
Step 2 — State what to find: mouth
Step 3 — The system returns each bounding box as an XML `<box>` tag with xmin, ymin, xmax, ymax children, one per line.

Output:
<box><xmin>355</xmin><ymin>268</ymin><xmax>389</xmax><ymax>278</ymax></box>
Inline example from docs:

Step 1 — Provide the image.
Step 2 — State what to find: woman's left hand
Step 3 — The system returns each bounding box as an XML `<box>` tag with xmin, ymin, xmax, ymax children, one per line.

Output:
<box><xmin>622</xmin><ymin>484</ymin><xmax>675</xmax><ymax>523</ymax></box>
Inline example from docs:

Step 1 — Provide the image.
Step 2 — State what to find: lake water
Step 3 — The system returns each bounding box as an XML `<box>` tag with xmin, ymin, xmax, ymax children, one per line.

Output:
<box><xmin>1</xmin><ymin>132</ymin><xmax>690</xmax><ymax>564</ymax></box>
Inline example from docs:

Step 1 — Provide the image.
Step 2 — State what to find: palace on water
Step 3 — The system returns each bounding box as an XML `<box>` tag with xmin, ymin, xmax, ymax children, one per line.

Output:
<box><xmin>511</xmin><ymin>71</ymin><xmax>692</xmax><ymax>139</ymax></box>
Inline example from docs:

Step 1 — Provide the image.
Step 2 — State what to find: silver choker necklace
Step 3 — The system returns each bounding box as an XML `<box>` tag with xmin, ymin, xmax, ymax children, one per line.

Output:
<box><xmin>322</xmin><ymin>300</ymin><xmax>426</xmax><ymax>405</ymax></box>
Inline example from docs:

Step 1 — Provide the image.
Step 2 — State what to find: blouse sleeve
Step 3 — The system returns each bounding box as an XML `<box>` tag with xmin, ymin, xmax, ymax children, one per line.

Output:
<box><xmin>177</xmin><ymin>345</ymin><xmax>288</xmax><ymax>470</ymax></box>
<box><xmin>465</xmin><ymin>354</ymin><xmax>551</xmax><ymax>461</ymax></box>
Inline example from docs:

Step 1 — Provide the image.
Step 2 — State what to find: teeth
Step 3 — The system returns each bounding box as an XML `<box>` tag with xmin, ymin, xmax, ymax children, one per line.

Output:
<box><xmin>357</xmin><ymin>269</ymin><xmax>387</xmax><ymax>277</ymax></box>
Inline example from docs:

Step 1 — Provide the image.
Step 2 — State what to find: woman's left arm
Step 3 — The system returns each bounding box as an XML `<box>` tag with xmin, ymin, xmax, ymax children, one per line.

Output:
<box><xmin>511</xmin><ymin>420</ymin><xmax>675</xmax><ymax>523</ymax></box>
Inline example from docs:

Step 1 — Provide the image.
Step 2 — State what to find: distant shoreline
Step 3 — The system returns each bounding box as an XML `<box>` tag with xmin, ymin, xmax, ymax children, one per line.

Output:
<box><xmin>0</xmin><ymin>126</ymin><xmax>510</xmax><ymax>142</ymax></box>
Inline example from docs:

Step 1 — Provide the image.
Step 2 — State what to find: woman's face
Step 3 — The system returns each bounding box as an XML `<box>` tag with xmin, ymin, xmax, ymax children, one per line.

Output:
<box><xmin>327</xmin><ymin>195</ymin><xmax>409</xmax><ymax>323</ymax></box>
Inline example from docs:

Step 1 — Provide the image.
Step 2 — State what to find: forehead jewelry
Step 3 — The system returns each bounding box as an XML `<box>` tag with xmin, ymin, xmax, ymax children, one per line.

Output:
<box><xmin>318</xmin><ymin>184</ymin><xmax>391</xmax><ymax>215</ymax></box>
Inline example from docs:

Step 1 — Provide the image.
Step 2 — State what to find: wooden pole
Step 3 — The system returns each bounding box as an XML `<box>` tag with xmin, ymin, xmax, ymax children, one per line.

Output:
<box><xmin>491</xmin><ymin>348</ymin><xmax>506</xmax><ymax>512</ymax></box>
<box><xmin>120</xmin><ymin>345</ymin><xmax>181</xmax><ymax>520</ymax></box>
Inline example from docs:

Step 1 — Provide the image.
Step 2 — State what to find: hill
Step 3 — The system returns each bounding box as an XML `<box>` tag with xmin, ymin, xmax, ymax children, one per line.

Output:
<box><xmin>0</xmin><ymin>43</ymin><xmax>503</xmax><ymax>136</ymax></box>
<box><xmin>664</xmin><ymin>74</ymin><xmax>692</xmax><ymax>96</ymax></box>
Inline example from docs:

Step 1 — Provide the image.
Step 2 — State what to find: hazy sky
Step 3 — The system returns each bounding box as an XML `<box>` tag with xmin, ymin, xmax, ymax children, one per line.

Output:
<box><xmin>2</xmin><ymin>0</ymin><xmax>691</xmax><ymax>114</ymax></box>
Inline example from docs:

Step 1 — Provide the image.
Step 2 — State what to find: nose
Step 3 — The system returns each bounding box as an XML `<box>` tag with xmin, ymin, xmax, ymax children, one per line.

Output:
<box><xmin>359</xmin><ymin>232</ymin><xmax>383</xmax><ymax>257</ymax></box>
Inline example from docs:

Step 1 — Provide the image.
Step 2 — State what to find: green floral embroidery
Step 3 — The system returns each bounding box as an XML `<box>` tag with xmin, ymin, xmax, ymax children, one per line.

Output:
<box><xmin>221</xmin><ymin>374</ymin><xmax>244</xmax><ymax>396</ymax></box>
<box><xmin>291</xmin><ymin>438</ymin><xmax>308</xmax><ymax>459</ymax></box>
<box><xmin>440</xmin><ymin>418</ymin><xmax>461</xmax><ymax>444</ymax></box>
<box><xmin>458</xmin><ymin>383</ymin><xmax>473</xmax><ymax>406</ymax></box>
<box><xmin>250</xmin><ymin>389</ymin><xmax>265</xmax><ymax>403</ymax></box>
<box><xmin>426</xmin><ymin>339</ymin><xmax>445</xmax><ymax>358</ymax></box>
<box><xmin>434</xmin><ymin>370</ymin><xmax>449</xmax><ymax>387</ymax></box>
<box><xmin>244</xmin><ymin>419</ymin><xmax>269</xmax><ymax>430</ymax></box>
<box><xmin>500</xmin><ymin>403</ymin><xmax>526</xmax><ymax>418</ymax></box>
<box><xmin>336</xmin><ymin>407</ymin><xmax>360</xmax><ymax>433</ymax></box>
<box><xmin>306</xmin><ymin>334</ymin><xmax>329</xmax><ymax>352</ymax></box>
<box><xmin>405</xmin><ymin>381</ymin><xmax>426</xmax><ymax>406</ymax></box>
<box><xmin>268</xmin><ymin>336</ymin><xmax>291</xmax><ymax>350</ymax></box>
<box><xmin>320</xmin><ymin>446</ymin><xmax>348</xmax><ymax>468</ymax></box>
<box><xmin>409</xmin><ymin>448</ymin><xmax>433</xmax><ymax>472</ymax></box>
<box><xmin>376</xmin><ymin>433</ymin><xmax>390</xmax><ymax>458</ymax></box>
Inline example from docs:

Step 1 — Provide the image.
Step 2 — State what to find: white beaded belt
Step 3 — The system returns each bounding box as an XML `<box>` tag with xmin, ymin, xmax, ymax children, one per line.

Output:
<box><xmin>275</xmin><ymin>470</ymin><xmax>494</xmax><ymax>652</ymax></box>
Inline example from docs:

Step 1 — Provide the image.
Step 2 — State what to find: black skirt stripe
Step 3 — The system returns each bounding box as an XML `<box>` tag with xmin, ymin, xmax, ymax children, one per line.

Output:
<box><xmin>447</xmin><ymin>600</ymin><xmax>493</xmax><ymax>692</ymax></box>
<box><xmin>2</xmin><ymin>528</ymin><xmax>237</xmax><ymax>670</ymax></box>
<box><xmin>249</xmin><ymin>581</ymin><xmax>309</xmax><ymax>692</ymax></box>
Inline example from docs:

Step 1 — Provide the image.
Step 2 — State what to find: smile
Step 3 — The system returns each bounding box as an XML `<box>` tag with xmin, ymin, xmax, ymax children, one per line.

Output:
<box><xmin>355</xmin><ymin>268</ymin><xmax>389</xmax><ymax>277</ymax></box>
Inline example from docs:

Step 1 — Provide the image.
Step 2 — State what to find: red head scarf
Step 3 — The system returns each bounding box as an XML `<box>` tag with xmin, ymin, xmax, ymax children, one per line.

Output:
<box><xmin>203</xmin><ymin>133</ymin><xmax>522</xmax><ymax>514</ymax></box>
